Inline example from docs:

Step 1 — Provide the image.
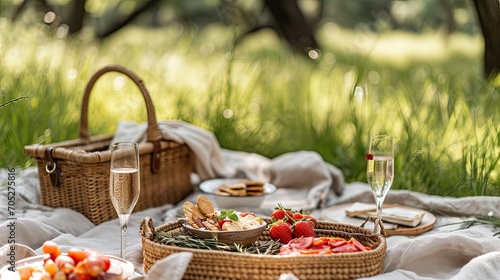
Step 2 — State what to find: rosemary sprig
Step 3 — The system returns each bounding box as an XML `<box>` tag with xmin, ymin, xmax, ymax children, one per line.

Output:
<box><xmin>154</xmin><ymin>232</ymin><xmax>282</xmax><ymax>255</ymax></box>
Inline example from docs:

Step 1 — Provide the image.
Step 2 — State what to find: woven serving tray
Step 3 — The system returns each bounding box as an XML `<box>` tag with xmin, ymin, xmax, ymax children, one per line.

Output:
<box><xmin>140</xmin><ymin>217</ymin><xmax>387</xmax><ymax>280</ymax></box>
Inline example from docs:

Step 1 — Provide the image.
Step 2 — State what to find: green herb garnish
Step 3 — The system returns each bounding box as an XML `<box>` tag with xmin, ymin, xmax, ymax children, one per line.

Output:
<box><xmin>154</xmin><ymin>231</ymin><xmax>282</xmax><ymax>255</ymax></box>
<box><xmin>218</xmin><ymin>209</ymin><xmax>238</xmax><ymax>221</ymax></box>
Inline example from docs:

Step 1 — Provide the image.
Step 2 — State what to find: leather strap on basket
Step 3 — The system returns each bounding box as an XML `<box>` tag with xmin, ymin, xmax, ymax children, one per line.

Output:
<box><xmin>151</xmin><ymin>141</ymin><xmax>161</xmax><ymax>173</ymax></box>
<box><xmin>45</xmin><ymin>147</ymin><xmax>61</xmax><ymax>187</ymax></box>
<box><xmin>79</xmin><ymin>64</ymin><xmax>163</xmax><ymax>173</ymax></box>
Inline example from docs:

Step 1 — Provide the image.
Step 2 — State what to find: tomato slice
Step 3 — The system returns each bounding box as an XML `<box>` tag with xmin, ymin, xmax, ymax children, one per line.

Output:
<box><xmin>299</xmin><ymin>249</ymin><xmax>319</xmax><ymax>255</ymax></box>
<box><xmin>349</xmin><ymin>237</ymin><xmax>368</xmax><ymax>252</ymax></box>
<box><xmin>328</xmin><ymin>240</ymin><xmax>347</xmax><ymax>247</ymax></box>
<box><xmin>218</xmin><ymin>220</ymin><xmax>232</xmax><ymax>228</ymax></box>
<box><xmin>314</xmin><ymin>244</ymin><xmax>332</xmax><ymax>254</ymax></box>
<box><xmin>288</xmin><ymin>237</ymin><xmax>314</xmax><ymax>249</ymax></box>
<box><xmin>319</xmin><ymin>248</ymin><xmax>333</xmax><ymax>254</ymax></box>
<box><xmin>321</xmin><ymin>237</ymin><xmax>346</xmax><ymax>242</ymax></box>
<box><xmin>312</xmin><ymin>239</ymin><xmax>327</xmax><ymax>247</ymax></box>
<box><xmin>330</xmin><ymin>243</ymin><xmax>359</xmax><ymax>253</ymax></box>
<box><xmin>279</xmin><ymin>246</ymin><xmax>299</xmax><ymax>256</ymax></box>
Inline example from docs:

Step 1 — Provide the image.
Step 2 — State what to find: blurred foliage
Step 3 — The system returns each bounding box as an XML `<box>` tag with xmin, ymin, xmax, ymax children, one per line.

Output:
<box><xmin>1</xmin><ymin>1</ymin><xmax>499</xmax><ymax>198</ymax></box>
<box><xmin>0</xmin><ymin>0</ymin><xmax>480</xmax><ymax>36</ymax></box>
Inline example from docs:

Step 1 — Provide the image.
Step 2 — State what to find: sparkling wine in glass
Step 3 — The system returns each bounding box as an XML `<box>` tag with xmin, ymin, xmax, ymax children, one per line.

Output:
<box><xmin>367</xmin><ymin>135</ymin><xmax>394</xmax><ymax>219</ymax></box>
<box><xmin>110</xmin><ymin>142</ymin><xmax>140</xmax><ymax>259</ymax></box>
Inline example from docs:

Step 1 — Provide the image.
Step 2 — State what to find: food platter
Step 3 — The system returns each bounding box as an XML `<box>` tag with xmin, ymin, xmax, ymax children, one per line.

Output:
<box><xmin>321</xmin><ymin>203</ymin><xmax>437</xmax><ymax>236</ymax></box>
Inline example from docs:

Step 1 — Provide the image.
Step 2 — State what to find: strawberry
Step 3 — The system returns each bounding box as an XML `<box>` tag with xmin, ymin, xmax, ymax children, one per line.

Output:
<box><xmin>292</xmin><ymin>220</ymin><xmax>315</xmax><ymax>238</ymax></box>
<box><xmin>271</xmin><ymin>209</ymin><xmax>293</xmax><ymax>222</ymax></box>
<box><xmin>304</xmin><ymin>214</ymin><xmax>318</xmax><ymax>227</ymax></box>
<box><xmin>292</xmin><ymin>212</ymin><xmax>304</xmax><ymax>220</ymax></box>
<box><xmin>269</xmin><ymin>221</ymin><xmax>293</xmax><ymax>244</ymax></box>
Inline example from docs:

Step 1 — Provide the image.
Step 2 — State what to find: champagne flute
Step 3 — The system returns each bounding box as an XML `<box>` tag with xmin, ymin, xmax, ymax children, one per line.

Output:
<box><xmin>110</xmin><ymin>142</ymin><xmax>140</xmax><ymax>259</ymax></box>
<box><xmin>366</xmin><ymin>135</ymin><xmax>394</xmax><ymax>219</ymax></box>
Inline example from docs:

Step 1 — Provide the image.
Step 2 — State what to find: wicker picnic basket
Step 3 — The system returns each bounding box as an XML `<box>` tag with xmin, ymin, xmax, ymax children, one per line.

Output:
<box><xmin>24</xmin><ymin>65</ymin><xmax>194</xmax><ymax>225</ymax></box>
<box><xmin>140</xmin><ymin>217</ymin><xmax>387</xmax><ymax>280</ymax></box>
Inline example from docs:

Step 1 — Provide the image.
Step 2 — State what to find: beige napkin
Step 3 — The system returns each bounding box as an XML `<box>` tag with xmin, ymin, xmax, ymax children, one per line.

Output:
<box><xmin>130</xmin><ymin>252</ymin><xmax>193</xmax><ymax>280</ymax></box>
<box><xmin>112</xmin><ymin>120</ymin><xmax>229</xmax><ymax>180</ymax></box>
<box><xmin>0</xmin><ymin>243</ymin><xmax>37</xmax><ymax>267</ymax></box>
<box><xmin>112</xmin><ymin>120</ymin><xmax>345</xmax><ymax>210</ymax></box>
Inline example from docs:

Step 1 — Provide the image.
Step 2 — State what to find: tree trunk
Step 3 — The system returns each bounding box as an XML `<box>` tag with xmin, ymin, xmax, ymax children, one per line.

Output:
<box><xmin>439</xmin><ymin>0</ymin><xmax>456</xmax><ymax>35</ymax></box>
<box><xmin>472</xmin><ymin>0</ymin><xmax>500</xmax><ymax>78</ymax></box>
<box><xmin>263</xmin><ymin>0</ymin><xmax>320</xmax><ymax>57</ymax></box>
<box><xmin>65</xmin><ymin>0</ymin><xmax>86</xmax><ymax>34</ymax></box>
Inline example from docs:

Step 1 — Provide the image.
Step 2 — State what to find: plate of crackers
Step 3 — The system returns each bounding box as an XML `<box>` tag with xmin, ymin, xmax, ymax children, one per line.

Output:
<box><xmin>199</xmin><ymin>178</ymin><xmax>277</xmax><ymax>208</ymax></box>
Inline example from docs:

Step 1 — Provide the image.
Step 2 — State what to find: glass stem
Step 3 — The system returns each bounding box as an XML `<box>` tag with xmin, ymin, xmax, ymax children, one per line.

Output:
<box><xmin>121</xmin><ymin>225</ymin><xmax>127</xmax><ymax>259</ymax></box>
<box><xmin>119</xmin><ymin>215</ymin><xmax>130</xmax><ymax>259</ymax></box>
<box><xmin>376</xmin><ymin>197</ymin><xmax>384</xmax><ymax>219</ymax></box>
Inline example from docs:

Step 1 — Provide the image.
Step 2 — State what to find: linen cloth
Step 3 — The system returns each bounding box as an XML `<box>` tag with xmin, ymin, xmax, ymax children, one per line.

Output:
<box><xmin>1</xmin><ymin>168</ymin><xmax>500</xmax><ymax>280</ymax></box>
<box><xmin>1</xmin><ymin>120</ymin><xmax>499</xmax><ymax>279</ymax></box>
<box><xmin>112</xmin><ymin>120</ymin><xmax>345</xmax><ymax>209</ymax></box>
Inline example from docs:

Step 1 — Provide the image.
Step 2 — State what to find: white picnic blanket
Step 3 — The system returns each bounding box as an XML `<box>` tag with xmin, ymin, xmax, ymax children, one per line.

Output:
<box><xmin>1</xmin><ymin>121</ymin><xmax>499</xmax><ymax>279</ymax></box>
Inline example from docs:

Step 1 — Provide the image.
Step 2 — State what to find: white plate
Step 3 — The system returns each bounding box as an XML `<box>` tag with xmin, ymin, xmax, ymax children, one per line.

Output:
<box><xmin>0</xmin><ymin>254</ymin><xmax>134</xmax><ymax>280</ymax></box>
<box><xmin>199</xmin><ymin>178</ymin><xmax>277</xmax><ymax>208</ymax></box>
<box><xmin>199</xmin><ymin>178</ymin><xmax>277</xmax><ymax>196</ymax></box>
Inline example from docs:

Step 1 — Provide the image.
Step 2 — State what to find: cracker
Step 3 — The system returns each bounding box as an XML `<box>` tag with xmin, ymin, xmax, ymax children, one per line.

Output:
<box><xmin>214</xmin><ymin>189</ymin><xmax>230</xmax><ymax>196</ymax></box>
<box><xmin>245</xmin><ymin>192</ymin><xmax>264</xmax><ymax>196</ymax></box>
<box><xmin>243</xmin><ymin>180</ymin><xmax>265</xmax><ymax>187</ymax></box>
<box><xmin>202</xmin><ymin>220</ymin><xmax>219</xmax><ymax>231</ymax></box>
<box><xmin>191</xmin><ymin>205</ymin><xmax>206</xmax><ymax>221</ymax></box>
<box><xmin>196</xmin><ymin>195</ymin><xmax>215</xmax><ymax>216</ymax></box>
<box><xmin>182</xmin><ymin>201</ymin><xmax>195</xmax><ymax>221</ymax></box>
<box><xmin>219</xmin><ymin>185</ymin><xmax>246</xmax><ymax>196</ymax></box>
<box><xmin>226</xmin><ymin>183</ymin><xmax>246</xmax><ymax>190</ymax></box>
<box><xmin>246</xmin><ymin>185</ymin><xmax>265</xmax><ymax>191</ymax></box>
<box><xmin>246</xmin><ymin>185</ymin><xmax>265</xmax><ymax>195</ymax></box>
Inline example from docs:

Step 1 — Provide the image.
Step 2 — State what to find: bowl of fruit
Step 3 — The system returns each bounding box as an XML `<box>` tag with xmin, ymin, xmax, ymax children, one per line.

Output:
<box><xmin>180</xmin><ymin>195</ymin><xmax>267</xmax><ymax>245</ymax></box>
<box><xmin>0</xmin><ymin>241</ymin><xmax>134</xmax><ymax>280</ymax></box>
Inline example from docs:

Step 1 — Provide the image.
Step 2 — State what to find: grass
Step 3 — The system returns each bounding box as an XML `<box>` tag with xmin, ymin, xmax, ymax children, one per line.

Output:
<box><xmin>1</xmin><ymin>19</ymin><xmax>499</xmax><ymax>197</ymax></box>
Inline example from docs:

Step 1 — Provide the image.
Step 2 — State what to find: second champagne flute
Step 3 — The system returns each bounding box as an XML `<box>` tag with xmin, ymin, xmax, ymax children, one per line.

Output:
<box><xmin>366</xmin><ymin>135</ymin><xmax>394</xmax><ymax>219</ymax></box>
<box><xmin>110</xmin><ymin>142</ymin><xmax>140</xmax><ymax>259</ymax></box>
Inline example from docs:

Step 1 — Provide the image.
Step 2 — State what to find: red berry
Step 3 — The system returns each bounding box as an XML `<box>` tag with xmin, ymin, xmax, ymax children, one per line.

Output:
<box><xmin>271</xmin><ymin>209</ymin><xmax>293</xmax><ymax>223</ymax></box>
<box><xmin>292</xmin><ymin>221</ymin><xmax>316</xmax><ymax>238</ymax></box>
<box><xmin>292</xmin><ymin>212</ymin><xmax>303</xmax><ymax>220</ymax></box>
<box><xmin>304</xmin><ymin>214</ymin><xmax>318</xmax><ymax>227</ymax></box>
<box><xmin>269</xmin><ymin>221</ymin><xmax>293</xmax><ymax>244</ymax></box>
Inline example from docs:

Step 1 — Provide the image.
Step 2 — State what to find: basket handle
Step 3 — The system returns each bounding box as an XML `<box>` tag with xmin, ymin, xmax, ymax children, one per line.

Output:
<box><xmin>360</xmin><ymin>216</ymin><xmax>387</xmax><ymax>237</ymax></box>
<box><xmin>140</xmin><ymin>217</ymin><xmax>156</xmax><ymax>241</ymax></box>
<box><xmin>80</xmin><ymin>64</ymin><xmax>162</xmax><ymax>142</ymax></box>
<box><xmin>79</xmin><ymin>65</ymin><xmax>163</xmax><ymax>172</ymax></box>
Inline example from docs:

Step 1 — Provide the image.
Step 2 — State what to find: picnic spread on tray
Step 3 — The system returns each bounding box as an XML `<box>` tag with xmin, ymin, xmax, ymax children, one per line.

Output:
<box><xmin>140</xmin><ymin>195</ymin><xmax>387</xmax><ymax>280</ymax></box>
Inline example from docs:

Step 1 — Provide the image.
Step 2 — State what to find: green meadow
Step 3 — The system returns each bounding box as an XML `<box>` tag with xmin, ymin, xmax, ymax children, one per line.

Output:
<box><xmin>1</xmin><ymin>19</ymin><xmax>499</xmax><ymax>197</ymax></box>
